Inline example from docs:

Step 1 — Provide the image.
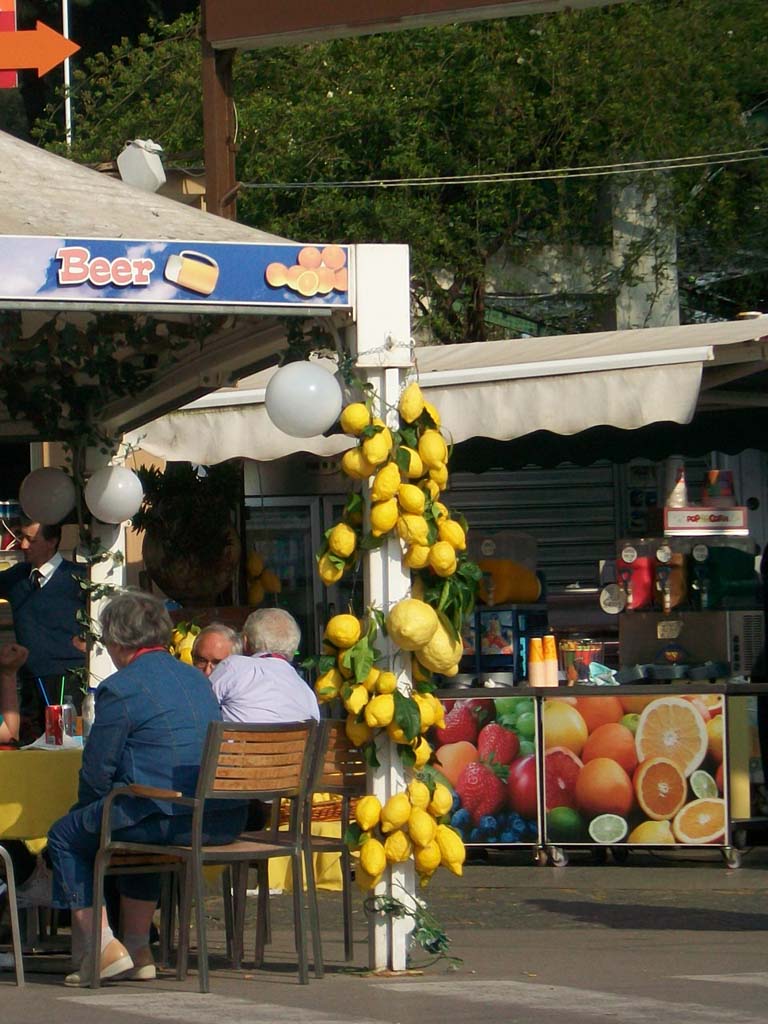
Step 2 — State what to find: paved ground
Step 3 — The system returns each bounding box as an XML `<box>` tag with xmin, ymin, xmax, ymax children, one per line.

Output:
<box><xmin>2</xmin><ymin>844</ymin><xmax>768</xmax><ymax>1023</ymax></box>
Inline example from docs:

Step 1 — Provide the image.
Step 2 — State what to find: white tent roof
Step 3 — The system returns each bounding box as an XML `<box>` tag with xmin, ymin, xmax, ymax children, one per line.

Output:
<box><xmin>129</xmin><ymin>317</ymin><xmax>768</xmax><ymax>463</ymax></box>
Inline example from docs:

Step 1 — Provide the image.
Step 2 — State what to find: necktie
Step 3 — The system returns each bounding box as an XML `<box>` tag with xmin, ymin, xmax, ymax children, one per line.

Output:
<box><xmin>31</xmin><ymin>569</ymin><xmax>43</xmax><ymax>589</ymax></box>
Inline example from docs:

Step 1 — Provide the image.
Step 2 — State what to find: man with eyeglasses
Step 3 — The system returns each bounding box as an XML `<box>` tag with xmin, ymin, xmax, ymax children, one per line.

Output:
<box><xmin>191</xmin><ymin>623</ymin><xmax>242</xmax><ymax>677</ymax></box>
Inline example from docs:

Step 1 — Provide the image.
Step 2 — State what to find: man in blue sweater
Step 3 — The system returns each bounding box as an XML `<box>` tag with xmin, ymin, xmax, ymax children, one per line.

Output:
<box><xmin>0</xmin><ymin>520</ymin><xmax>86</xmax><ymax>739</ymax></box>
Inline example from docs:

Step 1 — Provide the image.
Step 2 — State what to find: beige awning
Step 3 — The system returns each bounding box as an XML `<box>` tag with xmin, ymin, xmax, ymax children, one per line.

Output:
<box><xmin>129</xmin><ymin>317</ymin><xmax>768</xmax><ymax>463</ymax></box>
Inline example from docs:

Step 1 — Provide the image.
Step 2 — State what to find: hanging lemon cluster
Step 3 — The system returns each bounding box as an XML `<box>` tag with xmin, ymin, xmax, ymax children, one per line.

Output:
<box><xmin>246</xmin><ymin>549</ymin><xmax>282</xmax><ymax>607</ymax></box>
<box><xmin>170</xmin><ymin>621</ymin><xmax>201</xmax><ymax>665</ymax></box>
<box><xmin>351</xmin><ymin>778</ymin><xmax>466</xmax><ymax>889</ymax></box>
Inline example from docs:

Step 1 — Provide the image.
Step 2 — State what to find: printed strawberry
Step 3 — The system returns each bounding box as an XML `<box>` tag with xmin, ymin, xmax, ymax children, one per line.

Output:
<box><xmin>455</xmin><ymin>760</ymin><xmax>508</xmax><ymax>825</ymax></box>
<box><xmin>433</xmin><ymin>702</ymin><xmax>481</xmax><ymax>746</ymax></box>
<box><xmin>477</xmin><ymin>722</ymin><xmax>520</xmax><ymax>766</ymax></box>
<box><xmin>464</xmin><ymin>697</ymin><xmax>495</xmax><ymax>726</ymax></box>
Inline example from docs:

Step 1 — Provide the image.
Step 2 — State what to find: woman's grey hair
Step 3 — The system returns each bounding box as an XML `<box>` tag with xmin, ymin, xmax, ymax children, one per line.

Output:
<box><xmin>243</xmin><ymin>608</ymin><xmax>301</xmax><ymax>660</ymax></box>
<box><xmin>100</xmin><ymin>590</ymin><xmax>173</xmax><ymax>650</ymax></box>
<box><xmin>191</xmin><ymin>623</ymin><xmax>242</xmax><ymax>657</ymax></box>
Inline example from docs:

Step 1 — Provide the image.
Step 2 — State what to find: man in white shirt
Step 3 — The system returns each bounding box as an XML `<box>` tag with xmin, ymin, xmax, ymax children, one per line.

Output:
<box><xmin>209</xmin><ymin>607</ymin><xmax>319</xmax><ymax>724</ymax></box>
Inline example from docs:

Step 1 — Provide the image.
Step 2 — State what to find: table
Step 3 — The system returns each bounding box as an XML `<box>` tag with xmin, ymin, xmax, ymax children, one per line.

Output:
<box><xmin>0</xmin><ymin>748</ymin><xmax>82</xmax><ymax>852</ymax></box>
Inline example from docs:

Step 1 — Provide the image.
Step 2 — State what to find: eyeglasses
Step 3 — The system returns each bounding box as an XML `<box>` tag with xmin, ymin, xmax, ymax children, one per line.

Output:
<box><xmin>192</xmin><ymin>656</ymin><xmax>222</xmax><ymax>670</ymax></box>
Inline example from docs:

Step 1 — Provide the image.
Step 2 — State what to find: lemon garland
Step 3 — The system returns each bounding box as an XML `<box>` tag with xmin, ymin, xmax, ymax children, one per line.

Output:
<box><xmin>311</xmin><ymin>381</ymin><xmax>479</xmax><ymax>890</ymax></box>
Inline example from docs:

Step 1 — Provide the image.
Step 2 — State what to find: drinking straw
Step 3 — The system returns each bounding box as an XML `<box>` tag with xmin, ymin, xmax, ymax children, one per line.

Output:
<box><xmin>37</xmin><ymin>677</ymin><xmax>50</xmax><ymax>706</ymax></box>
<box><xmin>60</xmin><ymin>676</ymin><xmax>65</xmax><ymax>704</ymax></box>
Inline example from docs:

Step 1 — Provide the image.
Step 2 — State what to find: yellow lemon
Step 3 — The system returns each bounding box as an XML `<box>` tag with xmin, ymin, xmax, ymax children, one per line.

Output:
<box><xmin>341</xmin><ymin>447</ymin><xmax>375</xmax><ymax>480</ymax></box>
<box><xmin>423</xmin><ymin>400</ymin><xmax>441</xmax><ymax>428</ymax></box>
<box><xmin>340</xmin><ymin>402</ymin><xmax>371</xmax><ymax>436</ymax></box>
<box><xmin>418</xmin><ymin>429</ymin><xmax>448</xmax><ymax>469</ymax></box>
<box><xmin>398</xmin><ymin>381</ymin><xmax>425</xmax><ymax>423</ymax></box>
<box><xmin>421</xmin><ymin>479</ymin><xmax>441</xmax><ymax>501</ymax></box>
<box><xmin>397</xmin><ymin>514</ymin><xmax>430</xmax><ymax>547</ymax></box>
<box><xmin>413</xmin><ymin>735</ymin><xmax>433</xmax><ymax>768</ymax></box>
<box><xmin>386</xmin><ymin>598</ymin><xmax>439</xmax><ymax>651</ymax></box>
<box><xmin>412</xmin><ymin>657</ymin><xmax>433</xmax><ymax>685</ymax></box>
<box><xmin>336</xmin><ymin>651</ymin><xmax>354</xmax><ymax>679</ymax></box>
<box><xmin>362</xmin><ymin>429</ymin><xmax>393</xmax><ymax>467</ymax></box>
<box><xmin>355</xmin><ymin>795</ymin><xmax>382</xmax><ymax>831</ymax></box>
<box><xmin>408</xmin><ymin>806</ymin><xmax>437</xmax><ymax>848</ymax></box>
<box><xmin>364</xmin><ymin>693</ymin><xmax>395</xmax><ymax>728</ymax></box>
<box><xmin>380</xmin><ymin>792</ymin><xmax>412</xmax><ymax>834</ymax></box>
<box><xmin>400</xmin><ymin>446</ymin><xmax>424</xmax><ymax>479</ymax></box>
<box><xmin>428</xmin><ymin>541</ymin><xmax>457</xmax><ymax>578</ymax></box>
<box><xmin>438</xmin><ymin>519</ymin><xmax>466</xmax><ymax>551</ymax></box>
<box><xmin>384</xmin><ymin>829</ymin><xmax>413</xmax><ymax>864</ymax></box>
<box><xmin>404</xmin><ymin>544</ymin><xmax>431</xmax><ymax>570</ymax></box>
<box><xmin>435</xmin><ymin>824</ymin><xmax>466</xmax><ymax>875</ymax></box>
<box><xmin>314</xmin><ymin>668</ymin><xmax>343</xmax><ymax>703</ymax></box>
<box><xmin>355</xmin><ymin>865</ymin><xmax>383</xmax><ymax>891</ymax></box>
<box><xmin>387</xmin><ymin>720</ymin><xmax>410</xmax><ymax>744</ymax></box>
<box><xmin>176</xmin><ymin>637</ymin><xmax>194</xmax><ymax>665</ymax></box>
<box><xmin>328</xmin><ymin>522</ymin><xmax>357</xmax><ymax>558</ymax></box>
<box><xmin>398</xmin><ymin>483</ymin><xmax>426</xmax><ymax>515</ymax></box>
<box><xmin>325</xmin><ymin>614</ymin><xmax>362</xmax><ymax>648</ymax></box>
<box><xmin>246</xmin><ymin>550</ymin><xmax>264</xmax><ymax>578</ymax></box>
<box><xmin>318</xmin><ymin>553</ymin><xmax>344</xmax><ymax>586</ymax></box>
<box><xmin>627</xmin><ymin>820</ymin><xmax>675</xmax><ymax>844</ymax></box>
<box><xmin>417</xmin><ymin>621</ymin><xmax>463</xmax><ymax>675</ymax></box>
<box><xmin>428</xmin><ymin>783</ymin><xmax>453</xmax><ymax>817</ymax></box>
<box><xmin>371</xmin><ymin>461</ymin><xmax>401</xmax><ymax>502</ymax></box>
<box><xmin>370</xmin><ymin>498</ymin><xmax>399</xmax><ymax>537</ymax></box>
<box><xmin>360</xmin><ymin>838</ymin><xmax>387</xmax><ymax>878</ymax></box>
<box><xmin>259</xmin><ymin>568</ymin><xmax>282</xmax><ymax>594</ymax></box>
<box><xmin>247</xmin><ymin>580</ymin><xmax>265</xmax><ymax>606</ymax></box>
<box><xmin>407</xmin><ymin>779</ymin><xmax>431</xmax><ymax>810</ymax></box>
<box><xmin>344</xmin><ymin>685</ymin><xmax>370</xmax><ymax>715</ymax></box>
<box><xmin>428</xmin><ymin>693</ymin><xmax>446</xmax><ymax>730</ymax></box>
<box><xmin>361</xmin><ymin>666</ymin><xmax>381</xmax><ymax>692</ymax></box>
<box><xmin>429</xmin><ymin>462</ymin><xmax>449</xmax><ymax>489</ymax></box>
<box><xmin>413</xmin><ymin>839</ymin><xmax>441</xmax><ymax>875</ymax></box>
<box><xmin>375</xmin><ymin>670</ymin><xmax>398</xmax><ymax>694</ymax></box>
<box><xmin>413</xmin><ymin>692</ymin><xmax>437</xmax><ymax>731</ymax></box>
<box><xmin>345</xmin><ymin>715</ymin><xmax>373</xmax><ymax>747</ymax></box>
<box><xmin>433</xmin><ymin>501</ymin><xmax>449</xmax><ymax>522</ymax></box>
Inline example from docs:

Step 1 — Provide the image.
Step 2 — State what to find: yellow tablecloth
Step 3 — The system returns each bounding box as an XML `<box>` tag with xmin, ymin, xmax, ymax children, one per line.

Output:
<box><xmin>267</xmin><ymin>819</ymin><xmax>344</xmax><ymax>893</ymax></box>
<box><xmin>0</xmin><ymin>748</ymin><xmax>82</xmax><ymax>853</ymax></box>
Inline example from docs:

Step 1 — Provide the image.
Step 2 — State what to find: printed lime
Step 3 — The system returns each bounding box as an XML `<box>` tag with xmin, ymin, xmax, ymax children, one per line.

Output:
<box><xmin>690</xmin><ymin>769</ymin><xmax>719</xmax><ymax>800</ymax></box>
<box><xmin>546</xmin><ymin>806</ymin><xmax>586</xmax><ymax>844</ymax></box>
<box><xmin>587</xmin><ymin>813</ymin><xmax>628</xmax><ymax>845</ymax></box>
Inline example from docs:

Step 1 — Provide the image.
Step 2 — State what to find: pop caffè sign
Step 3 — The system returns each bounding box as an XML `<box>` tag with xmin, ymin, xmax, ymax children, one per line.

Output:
<box><xmin>0</xmin><ymin>236</ymin><xmax>352</xmax><ymax>310</ymax></box>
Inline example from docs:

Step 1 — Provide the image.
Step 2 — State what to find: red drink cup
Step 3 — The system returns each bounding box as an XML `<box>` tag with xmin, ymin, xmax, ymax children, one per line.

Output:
<box><xmin>45</xmin><ymin>704</ymin><xmax>64</xmax><ymax>746</ymax></box>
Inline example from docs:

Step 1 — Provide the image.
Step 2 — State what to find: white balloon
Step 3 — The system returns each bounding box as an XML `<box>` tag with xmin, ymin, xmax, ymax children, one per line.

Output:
<box><xmin>84</xmin><ymin>466</ymin><xmax>144</xmax><ymax>524</ymax></box>
<box><xmin>19</xmin><ymin>468</ymin><xmax>76</xmax><ymax>524</ymax></box>
<box><xmin>265</xmin><ymin>361</ymin><xmax>343</xmax><ymax>438</ymax></box>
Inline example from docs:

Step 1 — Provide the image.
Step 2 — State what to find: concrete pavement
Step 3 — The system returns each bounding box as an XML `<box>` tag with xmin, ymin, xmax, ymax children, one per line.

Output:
<box><xmin>2</xmin><ymin>844</ymin><xmax>768</xmax><ymax>1023</ymax></box>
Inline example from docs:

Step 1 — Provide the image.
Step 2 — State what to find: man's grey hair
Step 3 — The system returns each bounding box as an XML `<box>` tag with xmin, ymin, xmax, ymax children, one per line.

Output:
<box><xmin>243</xmin><ymin>608</ymin><xmax>301</xmax><ymax>660</ymax></box>
<box><xmin>100</xmin><ymin>590</ymin><xmax>172</xmax><ymax>650</ymax></box>
<box><xmin>191</xmin><ymin>623</ymin><xmax>242</xmax><ymax>657</ymax></box>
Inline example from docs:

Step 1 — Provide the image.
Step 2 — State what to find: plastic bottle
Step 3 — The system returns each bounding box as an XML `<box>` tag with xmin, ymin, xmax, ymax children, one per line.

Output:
<box><xmin>82</xmin><ymin>687</ymin><xmax>97</xmax><ymax>739</ymax></box>
<box><xmin>543</xmin><ymin>634</ymin><xmax>559</xmax><ymax>687</ymax></box>
<box><xmin>528</xmin><ymin>637</ymin><xmax>545</xmax><ymax>687</ymax></box>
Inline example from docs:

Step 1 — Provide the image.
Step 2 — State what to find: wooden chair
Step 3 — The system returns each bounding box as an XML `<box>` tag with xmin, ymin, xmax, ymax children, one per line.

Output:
<box><xmin>303</xmin><ymin>719</ymin><xmax>367</xmax><ymax>970</ymax></box>
<box><xmin>89</xmin><ymin>720</ymin><xmax>318</xmax><ymax>992</ymax></box>
<box><xmin>0</xmin><ymin>843</ymin><xmax>25</xmax><ymax>986</ymax></box>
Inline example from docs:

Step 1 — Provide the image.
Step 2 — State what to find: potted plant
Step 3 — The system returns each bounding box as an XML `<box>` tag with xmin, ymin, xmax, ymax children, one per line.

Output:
<box><xmin>131</xmin><ymin>461</ymin><xmax>242</xmax><ymax>606</ymax></box>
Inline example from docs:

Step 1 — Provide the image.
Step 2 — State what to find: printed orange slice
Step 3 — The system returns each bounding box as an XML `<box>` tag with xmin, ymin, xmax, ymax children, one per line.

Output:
<box><xmin>633</xmin><ymin>757</ymin><xmax>687</xmax><ymax>821</ymax></box>
<box><xmin>634</xmin><ymin>696</ymin><xmax>708</xmax><ymax>777</ymax></box>
<box><xmin>671</xmin><ymin>798</ymin><xmax>726</xmax><ymax>845</ymax></box>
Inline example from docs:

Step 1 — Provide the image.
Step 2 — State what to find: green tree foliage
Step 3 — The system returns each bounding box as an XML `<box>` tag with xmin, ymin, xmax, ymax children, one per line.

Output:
<box><xmin>34</xmin><ymin>1</ymin><xmax>768</xmax><ymax>339</ymax></box>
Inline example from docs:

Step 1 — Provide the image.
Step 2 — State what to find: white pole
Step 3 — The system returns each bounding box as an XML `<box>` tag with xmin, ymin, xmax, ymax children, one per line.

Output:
<box><xmin>62</xmin><ymin>0</ymin><xmax>73</xmax><ymax>148</ymax></box>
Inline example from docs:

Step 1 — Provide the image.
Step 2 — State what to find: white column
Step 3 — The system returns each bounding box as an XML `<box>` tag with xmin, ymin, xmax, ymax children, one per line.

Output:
<box><xmin>350</xmin><ymin>245</ymin><xmax>415</xmax><ymax>972</ymax></box>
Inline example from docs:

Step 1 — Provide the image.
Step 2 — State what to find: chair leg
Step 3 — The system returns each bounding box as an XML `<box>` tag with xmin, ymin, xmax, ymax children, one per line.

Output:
<box><xmin>253</xmin><ymin>862</ymin><xmax>269</xmax><ymax>967</ymax></box>
<box><xmin>304</xmin><ymin>843</ymin><xmax>324</xmax><ymax>979</ymax></box>
<box><xmin>221</xmin><ymin>867</ymin><xmax>234</xmax><ymax>965</ymax></box>
<box><xmin>341</xmin><ymin>846</ymin><xmax>354</xmax><ymax>961</ymax></box>
<box><xmin>193</xmin><ymin>863</ymin><xmax>209</xmax><ymax>993</ymax></box>
<box><xmin>0</xmin><ymin>846</ymin><xmax>25</xmax><ymax>986</ymax></box>
<box><xmin>175</xmin><ymin>863</ymin><xmax>193</xmax><ymax>982</ymax></box>
<box><xmin>89</xmin><ymin>854</ymin><xmax>106</xmax><ymax>989</ymax></box>
<box><xmin>158</xmin><ymin>872</ymin><xmax>175</xmax><ymax>968</ymax></box>
<box><xmin>291</xmin><ymin>851</ymin><xmax>309</xmax><ymax>985</ymax></box>
<box><xmin>231</xmin><ymin>863</ymin><xmax>248</xmax><ymax>969</ymax></box>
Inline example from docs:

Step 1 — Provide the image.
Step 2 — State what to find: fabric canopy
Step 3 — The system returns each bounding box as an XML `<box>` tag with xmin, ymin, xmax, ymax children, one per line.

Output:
<box><xmin>129</xmin><ymin>317</ymin><xmax>768</xmax><ymax>464</ymax></box>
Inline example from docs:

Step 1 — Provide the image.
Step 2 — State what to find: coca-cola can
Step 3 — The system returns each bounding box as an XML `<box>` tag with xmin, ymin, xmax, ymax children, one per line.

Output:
<box><xmin>45</xmin><ymin>704</ymin><xmax>64</xmax><ymax>746</ymax></box>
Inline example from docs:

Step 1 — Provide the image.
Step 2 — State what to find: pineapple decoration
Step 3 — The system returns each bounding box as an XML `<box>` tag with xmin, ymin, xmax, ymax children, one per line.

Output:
<box><xmin>313</xmin><ymin>380</ymin><xmax>480</xmax><ymax>889</ymax></box>
<box><xmin>246</xmin><ymin>549</ymin><xmax>283</xmax><ymax>607</ymax></box>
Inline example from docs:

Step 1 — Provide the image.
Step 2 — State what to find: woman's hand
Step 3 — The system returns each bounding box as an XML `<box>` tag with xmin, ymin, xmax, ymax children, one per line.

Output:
<box><xmin>0</xmin><ymin>642</ymin><xmax>29</xmax><ymax>674</ymax></box>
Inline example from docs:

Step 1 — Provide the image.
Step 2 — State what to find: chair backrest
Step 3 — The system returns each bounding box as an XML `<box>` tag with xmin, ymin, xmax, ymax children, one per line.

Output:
<box><xmin>196</xmin><ymin>720</ymin><xmax>318</xmax><ymax>805</ymax></box>
<box><xmin>312</xmin><ymin>720</ymin><xmax>367</xmax><ymax>796</ymax></box>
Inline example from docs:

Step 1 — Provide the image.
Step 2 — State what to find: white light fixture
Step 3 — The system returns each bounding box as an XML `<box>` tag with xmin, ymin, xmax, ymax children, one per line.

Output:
<box><xmin>19</xmin><ymin>468</ymin><xmax>76</xmax><ymax>524</ymax></box>
<box><xmin>116</xmin><ymin>139</ymin><xmax>166</xmax><ymax>193</ymax></box>
<box><xmin>265</xmin><ymin>361</ymin><xmax>343</xmax><ymax>437</ymax></box>
<box><xmin>84</xmin><ymin>466</ymin><xmax>144</xmax><ymax>524</ymax></box>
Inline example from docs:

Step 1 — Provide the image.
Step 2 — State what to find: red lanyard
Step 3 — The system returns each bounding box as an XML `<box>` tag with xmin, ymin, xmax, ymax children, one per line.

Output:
<box><xmin>129</xmin><ymin>645</ymin><xmax>168</xmax><ymax>662</ymax></box>
<box><xmin>257</xmin><ymin>653</ymin><xmax>289</xmax><ymax>662</ymax></box>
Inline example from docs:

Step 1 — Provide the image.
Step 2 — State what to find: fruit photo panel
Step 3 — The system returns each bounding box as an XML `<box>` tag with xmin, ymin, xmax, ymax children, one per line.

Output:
<box><xmin>542</xmin><ymin>694</ymin><xmax>728</xmax><ymax>847</ymax></box>
<box><xmin>430</xmin><ymin>695</ymin><xmax>541</xmax><ymax>846</ymax></box>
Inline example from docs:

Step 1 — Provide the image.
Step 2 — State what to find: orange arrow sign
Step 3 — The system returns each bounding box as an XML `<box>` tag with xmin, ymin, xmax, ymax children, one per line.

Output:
<box><xmin>0</xmin><ymin>21</ymin><xmax>79</xmax><ymax>77</ymax></box>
